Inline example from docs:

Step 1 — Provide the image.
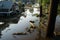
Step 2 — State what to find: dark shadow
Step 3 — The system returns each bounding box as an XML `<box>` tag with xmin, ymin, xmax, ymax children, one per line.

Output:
<box><xmin>0</xmin><ymin>12</ymin><xmax>23</xmax><ymax>38</ymax></box>
<box><xmin>0</xmin><ymin>23</ymin><xmax>9</xmax><ymax>38</ymax></box>
<box><xmin>0</xmin><ymin>13</ymin><xmax>23</xmax><ymax>24</ymax></box>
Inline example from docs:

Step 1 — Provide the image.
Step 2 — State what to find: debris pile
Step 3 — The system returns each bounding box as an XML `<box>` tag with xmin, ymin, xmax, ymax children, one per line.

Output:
<box><xmin>12</xmin><ymin>20</ymin><xmax>37</xmax><ymax>35</ymax></box>
<box><xmin>13</xmin><ymin>32</ymin><xmax>27</xmax><ymax>35</ymax></box>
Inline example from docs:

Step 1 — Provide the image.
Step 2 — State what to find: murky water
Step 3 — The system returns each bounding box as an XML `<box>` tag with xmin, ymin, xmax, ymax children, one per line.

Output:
<box><xmin>55</xmin><ymin>15</ymin><xmax>60</xmax><ymax>32</ymax></box>
<box><xmin>0</xmin><ymin>7</ymin><xmax>40</xmax><ymax>40</ymax></box>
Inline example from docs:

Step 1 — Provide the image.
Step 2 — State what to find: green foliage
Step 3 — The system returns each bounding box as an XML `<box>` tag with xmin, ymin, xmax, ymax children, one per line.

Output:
<box><xmin>33</xmin><ymin>13</ymin><xmax>39</xmax><ymax>17</ymax></box>
<box><xmin>18</xmin><ymin>1</ymin><xmax>22</xmax><ymax>9</ymax></box>
<box><xmin>38</xmin><ymin>0</ymin><xmax>50</xmax><ymax>6</ymax></box>
<box><xmin>58</xmin><ymin>4</ymin><xmax>60</xmax><ymax>15</ymax></box>
<box><xmin>42</xmin><ymin>0</ymin><xmax>50</xmax><ymax>6</ymax></box>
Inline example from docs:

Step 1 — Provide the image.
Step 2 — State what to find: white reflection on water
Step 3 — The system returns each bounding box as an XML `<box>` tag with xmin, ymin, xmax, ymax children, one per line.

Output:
<box><xmin>0</xmin><ymin>7</ymin><xmax>40</xmax><ymax>40</ymax></box>
<box><xmin>0</xmin><ymin>22</ymin><xmax>4</xmax><ymax>24</ymax></box>
<box><xmin>55</xmin><ymin>15</ymin><xmax>60</xmax><ymax>32</ymax></box>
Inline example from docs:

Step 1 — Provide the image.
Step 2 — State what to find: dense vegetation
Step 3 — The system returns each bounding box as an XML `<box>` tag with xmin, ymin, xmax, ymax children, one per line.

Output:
<box><xmin>58</xmin><ymin>1</ymin><xmax>60</xmax><ymax>15</ymax></box>
<box><xmin>38</xmin><ymin>0</ymin><xmax>60</xmax><ymax>15</ymax></box>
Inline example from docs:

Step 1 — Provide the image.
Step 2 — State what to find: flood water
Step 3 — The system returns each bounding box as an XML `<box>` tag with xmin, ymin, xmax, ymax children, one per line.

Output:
<box><xmin>0</xmin><ymin>7</ymin><xmax>40</xmax><ymax>40</ymax></box>
<box><xmin>55</xmin><ymin>15</ymin><xmax>60</xmax><ymax>32</ymax></box>
<box><xmin>0</xmin><ymin>3</ymin><xmax>59</xmax><ymax>40</ymax></box>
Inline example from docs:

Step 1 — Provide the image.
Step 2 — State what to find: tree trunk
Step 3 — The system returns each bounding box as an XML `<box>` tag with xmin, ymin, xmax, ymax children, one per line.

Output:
<box><xmin>40</xmin><ymin>0</ymin><xmax>42</xmax><ymax>17</ymax></box>
<box><xmin>40</xmin><ymin>5</ymin><xmax>42</xmax><ymax>17</ymax></box>
<box><xmin>46</xmin><ymin>0</ymin><xmax>59</xmax><ymax>38</ymax></box>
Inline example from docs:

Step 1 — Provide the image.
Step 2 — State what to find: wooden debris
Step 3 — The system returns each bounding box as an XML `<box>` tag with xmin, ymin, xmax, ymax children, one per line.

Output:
<box><xmin>24</xmin><ymin>22</ymin><xmax>37</xmax><ymax>33</ymax></box>
<box><xmin>27</xmin><ymin>28</ymin><xmax>34</xmax><ymax>33</ymax></box>
<box><xmin>30</xmin><ymin>21</ymin><xmax>35</xmax><ymax>23</ymax></box>
<box><xmin>13</xmin><ymin>32</ymin><xmax>27</xmax><ymax>35</ymax></box>
<box><xmin>27</xmin><ymin>29</ymin><xmax>32</xmax><ymax>33</ymax></box>
<box><xmin>54</xmin><ymin>32</ymin><xmax>60</xmax><ymax>35</ymax></box>
<box><xmin>26</xmin><ymin>22</ymin><xmax>37</xmax><ymax>33</ymax></box>
<box><xmin>30</xmin><ymin>26</ymin><xmax>36</xmax><ymax>29</ymax></box>
<box><xmin>30</xmin><ymin>22</ymin><xmax>36</xmax><ymax>29</ymax></box>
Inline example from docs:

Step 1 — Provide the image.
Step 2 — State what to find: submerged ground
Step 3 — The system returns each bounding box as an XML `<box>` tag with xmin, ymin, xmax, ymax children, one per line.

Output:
<box><xmin>0</xmin><ymin>3</ymin><xmax>60</xmax><ymax>40</ymax></box>
<box><xmin>0</xmin><ymin>4</ymin><xmax>40</xmax><ymax>40</ymax></box>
